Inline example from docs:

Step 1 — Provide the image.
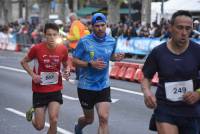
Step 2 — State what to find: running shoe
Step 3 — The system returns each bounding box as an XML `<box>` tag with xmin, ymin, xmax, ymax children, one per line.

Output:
<box><xmin>74</xmin><ymin>124</ymin><xmax>83</xmax><ymax>134</ymax></box>
<box><xmin>26</xmin><ymin>107</ymin><xmax>34</xmax><ymax>122</ymax></box>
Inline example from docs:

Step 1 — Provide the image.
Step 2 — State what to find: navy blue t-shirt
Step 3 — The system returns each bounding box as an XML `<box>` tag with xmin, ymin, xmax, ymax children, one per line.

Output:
<box><xmin>143</xmin><ymin>40</ymin><xmax>200</xmax><ymax>117</ymax></box>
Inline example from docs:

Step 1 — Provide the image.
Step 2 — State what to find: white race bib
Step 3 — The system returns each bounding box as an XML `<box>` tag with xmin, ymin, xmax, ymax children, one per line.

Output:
<box><xmin>165</xmin><ymin>80</ymin><xmax>193</xmax><ymax>102</ymax></box>
<box><xmin>40</xmin><ymin>72</ymin><xmax>59</xmax><ymax>85</ymax></box>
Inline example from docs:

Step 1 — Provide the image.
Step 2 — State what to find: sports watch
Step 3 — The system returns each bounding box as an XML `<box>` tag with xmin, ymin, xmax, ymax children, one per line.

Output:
<box><xmin>88</xmin><ymin>62</ymin><xmax>92</xmax><ymax>67</ymax></box>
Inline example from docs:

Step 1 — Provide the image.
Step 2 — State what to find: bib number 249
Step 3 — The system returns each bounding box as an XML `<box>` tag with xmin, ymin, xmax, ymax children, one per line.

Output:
<box><xmin>173</xmin><ymin>87</ymin><xmax>186</xmax><ymax>94</ymax></box>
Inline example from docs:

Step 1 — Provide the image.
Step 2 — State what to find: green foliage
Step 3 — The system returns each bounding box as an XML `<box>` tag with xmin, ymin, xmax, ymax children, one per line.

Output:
<box><xmin>80</xmin><ymin>0</ymin><xmax>85</xmax><ymax>5</ymax></box>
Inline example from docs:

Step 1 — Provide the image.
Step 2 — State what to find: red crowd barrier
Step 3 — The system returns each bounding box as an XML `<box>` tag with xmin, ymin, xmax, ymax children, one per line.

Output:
<box><xmin>15</xmin><ymin>44</ymin><xmax>21</xmax><ymax>52</ymax></box>
<box><xmin>110</xmin><ymin>62</ymin><xmax>123</xmax><ymax>79</ymax></box>
<box><xmin>124</xmin><ymin>64</ymin><xmax>137</xmax><ymax>81</ymax></box>
<box><xmin>67</xmin><ymin>57</ymin><xmax>159</xmax><ymax>85</ymax></box>
<box><xmin>134</xmin><ymin>68</ymin><xmax>143</xmax><ymax>82</ymax></box>
<box><xmin>109</xmin><ymin>62</ymin><xmax>159</xmax><ymax>84</ymax></box>
<box><xmin>117</xmin><ymin>63</ymin><xmax>129</xmax><ymax>79</ymax></box>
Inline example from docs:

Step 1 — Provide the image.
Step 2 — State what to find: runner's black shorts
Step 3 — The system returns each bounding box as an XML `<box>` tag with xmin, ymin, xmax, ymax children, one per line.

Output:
<box><xmin>154</xmin><ymin>105</ymin><xmax>199</xmax><ymax>134</ymax></box>
<box><xmin>77</xmin><ymin>87</ymin><xmax>111</xmax><ymax>109</ymax></box>
<box><xmin>32</xmin><ymin>90</ymin><xmax>63</xmax><ymax>108</ymax></box>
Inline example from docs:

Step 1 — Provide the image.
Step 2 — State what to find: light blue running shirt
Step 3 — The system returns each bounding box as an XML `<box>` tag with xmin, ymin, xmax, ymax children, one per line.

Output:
<box><xmin>73</xmin><ymin>33</ymin><xmax>116</xmax><ymax>91</ymax></box>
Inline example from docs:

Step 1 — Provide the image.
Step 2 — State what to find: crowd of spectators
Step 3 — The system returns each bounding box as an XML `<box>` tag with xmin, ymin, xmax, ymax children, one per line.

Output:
<box><xmin>0</xmin><ymin>21</ymin><xmax>44</xmax><ymax>50</ymax></box>
<box><xmin>108</xmin><ymin>18</ymin><xmax>200</xmax><ymax>40</ymax></box>
<box><xmin>0</xmin><ymin>16</ymin><xmax>199</xmax><ymax>51</ymax></box>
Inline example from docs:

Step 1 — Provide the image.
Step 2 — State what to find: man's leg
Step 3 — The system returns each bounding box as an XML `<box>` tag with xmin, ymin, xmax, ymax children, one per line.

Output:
<box><xmin>47</xmin><ymin>101</ymin><xmax>61</xmax><ymax>134</ymax></box>
<box><xmin>75</xmin><ymin>109</ymin><xmax>94</xmax><ymax>134</ymax></box>
<box><xmin>178</xmin><ymin>117</ymin><xmax>199</xmax><ymax>134</ymax></box>
<box><xmin>32</xmin><ymin>107</ymin><xmax>46</xmax><ymax>131</ymax></box>
<box><xmin>156</xmin><ymin>122</ymin><xmax>179</xmax><ymax>134</ymax></box>
<box><xmin>96</xmin><ymin>102</ymin><xmax>110</xmax><ymax>134</ymax></box>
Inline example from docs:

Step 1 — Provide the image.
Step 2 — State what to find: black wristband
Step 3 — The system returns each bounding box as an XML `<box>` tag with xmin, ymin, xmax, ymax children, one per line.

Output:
<box><xmin>88</xmin><ymin>62</ymin><xmax>92</xmax><ymax>67</ymax></box>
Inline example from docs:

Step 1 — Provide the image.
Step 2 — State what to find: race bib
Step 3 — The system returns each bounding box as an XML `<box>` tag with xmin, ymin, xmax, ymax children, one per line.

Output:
<box><xmin>40</xmin><ymin>72</ymin><xmax>59</xmax><ymax>85</ymax></box>
<box><xmin>165</xmin><ymin>80</ymin><xmax>193</xmax><ymax>102</ymax></box>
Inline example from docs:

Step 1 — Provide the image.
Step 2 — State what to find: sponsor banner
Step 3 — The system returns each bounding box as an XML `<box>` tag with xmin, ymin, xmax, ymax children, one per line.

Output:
<box><xmin>115</xmin><ymin>37</ymin><xmax>200</xmax><ymax>55</ymax></box>
<box><xmin>7</xmin><ymin>34</ymin><xmax>17</xmax><ymax>51</ymax></box>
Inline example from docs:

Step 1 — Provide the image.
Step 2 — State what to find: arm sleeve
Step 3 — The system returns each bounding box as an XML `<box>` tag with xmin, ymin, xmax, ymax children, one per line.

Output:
<box><xmin>27</xmin><ymin>45</ymin><xmax>37</xmax><ymax>60</ymax></box>
<box><xmin>142</xmin><ymin>49</ymin><xmax>158</xmax><ymax>79</ymax></box>
<box><xmin>110</xmin><ymin>41</ymin><xmax>117</xmax><ymax>61</ymax></box>
<box><xmin>72</xmin><ymin>39</ymin><xmax>85</xmax><ymax>59</ymax></box>
<box><xmin>62</xmin><ymin>46</ymin><xmax>68</xmax><ymax>62</ymax></box>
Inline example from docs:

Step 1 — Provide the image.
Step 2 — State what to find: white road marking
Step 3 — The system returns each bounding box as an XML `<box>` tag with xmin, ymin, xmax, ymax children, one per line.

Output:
<box><xmin>111</xmin><ymin>87</ymin><xmax>143</xmax><ymax>96</ymax></box>
<box><xmin>63</xmin><ymin>95</ymin><xmax>78</xmax><ymax>101</ymax></box>
<box><xmin>0</xmin><ymin>65</ymin><xmax>144</xmax><ymax>97</ymax></box>
<box><xmin>5</xmin><ymin>107</ymin><xmax>73</xmax><ymax>134</ymax></box>
<box><xmin>0</xmin><ymin>66</ymin><xmax>26</xmax><ymax>73</ymax></box>
<box><xmin>111</xmin><ymin>98</ymin><xmax>119</xmax><ymax>103</ymax></box>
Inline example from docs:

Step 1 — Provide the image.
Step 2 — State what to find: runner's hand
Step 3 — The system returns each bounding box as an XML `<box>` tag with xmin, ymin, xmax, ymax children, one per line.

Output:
<box><xmin>144</xmin><ymin>90</ymin><xmax>157</xmax><ymax>109</ymax></box>
<box><xmin>91</xmin><ymin>59</ymin><xmax>106</xmax><ymax>70</ymax></box>
<box><xmin>62</xmin><ymin>70</ymin><xmax>70</xmax><ymax>81</ymax></box>
<box><xmin>32</xmin><ymin>74</ymin><xmax>41</xmax><ymax>84</ymax></box>
<box><xmin>183</xmin><ymin>91</ymin><xmax>200</xmax><ymax>104</ymax></box>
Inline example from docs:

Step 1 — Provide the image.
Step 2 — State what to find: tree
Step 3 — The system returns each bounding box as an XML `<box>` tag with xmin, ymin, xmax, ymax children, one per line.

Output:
<box><xmin>0</xmin><ymin>0</ymin><xmax>12</xmax><ymax>24</ymax></box>
<box><xmin>106</xmin><ymin>0</ymin><xmax>124</xmax><ymax>24</ymax></box>
<box><xmin>141</xmin><ymin>0</ymin><xmax>152</xmax><ymax>25</ymax></box>
<box><xmin>73</xmin><ymin>0</ymin><xmax>78</xmax><ymax>12</ymax></box>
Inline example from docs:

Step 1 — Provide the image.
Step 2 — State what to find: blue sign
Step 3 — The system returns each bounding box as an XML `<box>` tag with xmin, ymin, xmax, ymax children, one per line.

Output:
<box><xmin>115</xmin><ymin>37</ymin><xmax>200</xmax><ymax>56</ymax></box>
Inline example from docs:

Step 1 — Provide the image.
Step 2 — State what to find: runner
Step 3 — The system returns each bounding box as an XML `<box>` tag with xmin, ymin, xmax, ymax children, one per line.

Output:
<box><xmin>141</xmin><ymin>10</ymin><xmax>200</xmax><ymax>134</ymax></box>
<box><xmin>72</xmin><ymin>12</ymin><xmax>124</xmax><ymax>134</ymax></box>
<box><xmin>20</xmin><ymin>23</ymin><xmax>70</xmax><ymax>134</ymax></box>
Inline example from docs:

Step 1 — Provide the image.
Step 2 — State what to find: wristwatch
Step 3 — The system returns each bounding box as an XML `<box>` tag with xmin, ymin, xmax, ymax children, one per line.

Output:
<box><xmin>88</xmin><ymin>62</ymin><xmax>92</xmax><ymax>67</ymax></box>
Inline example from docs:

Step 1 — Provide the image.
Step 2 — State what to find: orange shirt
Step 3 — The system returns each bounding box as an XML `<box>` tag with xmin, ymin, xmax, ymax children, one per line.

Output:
<box><xmin>67</xmin><ymin>20</ymin><xmax>90</xmax><ymax>49</ymax></box>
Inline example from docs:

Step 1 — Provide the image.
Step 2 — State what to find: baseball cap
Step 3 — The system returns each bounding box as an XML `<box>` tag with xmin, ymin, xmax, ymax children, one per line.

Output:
<box><xmin>91</xmin><ymin>13</ymin><xmax>106</xmax><ymax>25</ymax></box>
<box><xmin>54</xmin><ymin>19</ymin><xmax>63</xmax><ymax>25</ymax></box>
<box><xmin>194</xmin><ymin>20</ymin><xmax>199</xmax><ymax>24</ymax></box>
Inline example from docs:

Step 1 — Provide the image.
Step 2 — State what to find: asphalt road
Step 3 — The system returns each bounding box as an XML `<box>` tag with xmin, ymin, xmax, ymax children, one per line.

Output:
<box><xmin>0</xmin><ymin>50</ymin><xmax>157</xmax><ymax>134</ymax></box>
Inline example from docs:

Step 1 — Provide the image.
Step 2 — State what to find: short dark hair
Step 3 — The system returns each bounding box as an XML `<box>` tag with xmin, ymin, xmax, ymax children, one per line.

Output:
<box><xmin>170</xmin><ymin>10</ymin><xmax>192</xmax><ymax>25</ymax></box>
<box><xmin>44</xmin><ymin>23</ymin><xmax>59</xmax><ymax>34</ymax></box>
